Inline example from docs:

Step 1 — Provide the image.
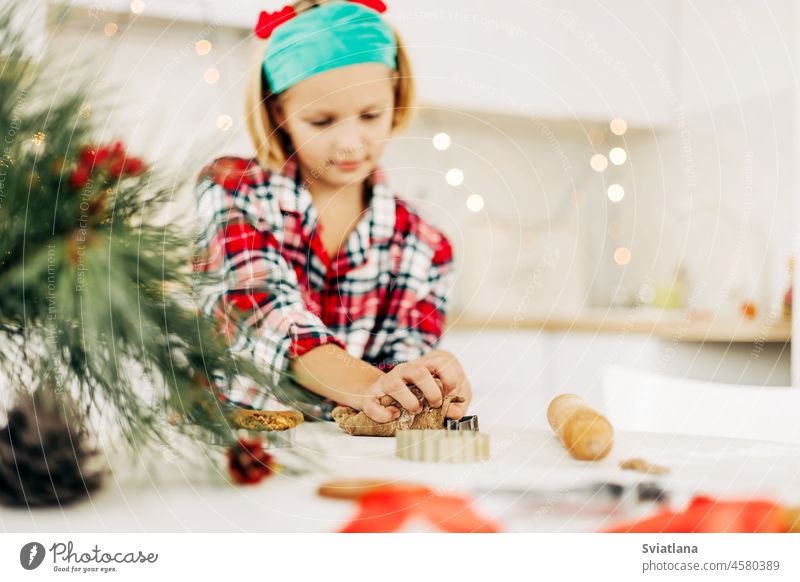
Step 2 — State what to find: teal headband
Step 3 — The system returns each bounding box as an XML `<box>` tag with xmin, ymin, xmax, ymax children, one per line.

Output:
<box><xmin>262</xmin><ymin>2</ymin><xmax>398</xmax><ymax>95</ymax></box>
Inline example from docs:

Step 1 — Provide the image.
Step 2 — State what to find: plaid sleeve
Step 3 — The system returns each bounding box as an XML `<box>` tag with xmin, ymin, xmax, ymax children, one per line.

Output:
<box><xmin>194</xmin><ymin>176</ymin><xmax>345</xmax><ymax>405</ymax></box>
<box><xmin>378</xmin><ymin>230</ymin><xmax>455</xmax><ymax>371</ymax></box>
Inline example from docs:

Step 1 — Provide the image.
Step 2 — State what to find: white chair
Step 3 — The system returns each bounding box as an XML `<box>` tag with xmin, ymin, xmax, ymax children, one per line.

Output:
<box><xmin>602</xmin><ymin>366</ymin><xmax>800</xmax><ymax>444</ymax></box>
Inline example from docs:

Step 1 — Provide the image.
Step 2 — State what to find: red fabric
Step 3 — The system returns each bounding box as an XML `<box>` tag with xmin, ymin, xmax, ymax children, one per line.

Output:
<box><xmin>71</xmin><ymin>141</ymin><xmax>145</xmax><ymax>188</ymax></box>
<box><xmin>350</xmin><ymin>0</ymin><xmax>388</xmax><ymax>13</ymax></box>
<box><xmin>604</xmin><ymin>496</ymin><xmax>787</xmax><ymax>533</ymax></box>
<box><xmin>254</xmin><ymin>6</ymin><xmax>297</xmax><ymax>40</ymax></box>
<box><xmin>339</xmin><ymin>487</ymin><xmax>501</xmax><ymax>533</ymax></box>
<box><xmin>253</xmin><ymin>0</ymin><xmax>386</xmax><ymax>41</ymax></box>
<box><xmin>207</xmin><ymin>157</ymin><xmax>260</xmax><ymax>190</ymax></box>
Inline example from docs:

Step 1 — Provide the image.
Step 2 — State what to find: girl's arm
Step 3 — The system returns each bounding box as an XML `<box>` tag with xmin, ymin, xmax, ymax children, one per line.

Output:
<box><xmin>372</xmin><ymin>223</ymin><xmax>472</xmax><ymax>419</ymax></box>
<box><xmin>289</xmin><ymin>228</ymin><xmax>472</xmax><ymax>422</ymax></box>
<box><xmin>194</xmin><ymin>172</ymin><xmax>347</xmax><ymax>408</ymax></box>
<box><xmin>288</xmin><ymin>344</ymin><xmax>383</xmax><ymax>410</ymax></box>
<box><xmin>291</xmin><ymin>344</ymin><xmax>460</xmax><ymax>423</ymax></box>
<box><xmin>378</xmin><ymin>234</ymin><xmax>453</xmax><ymax>362</ymax></box>
<box><xmin>195</xmin><ymin>170</ymin><xmax>446</xmax><ymax>421</ymax></box>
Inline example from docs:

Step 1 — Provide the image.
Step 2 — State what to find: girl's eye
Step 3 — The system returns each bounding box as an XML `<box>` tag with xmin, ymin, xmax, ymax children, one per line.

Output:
<box><xmin>308</xmin><ymin>111</ymin><xmax>383</xmax><ymax>127</ymax></box>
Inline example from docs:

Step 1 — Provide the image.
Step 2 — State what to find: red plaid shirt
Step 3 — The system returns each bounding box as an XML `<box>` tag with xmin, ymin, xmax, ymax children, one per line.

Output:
<box><xmin>194</xmin><ymin>157</ymin><xmax>454</xmax><ymax>409</ymax></box>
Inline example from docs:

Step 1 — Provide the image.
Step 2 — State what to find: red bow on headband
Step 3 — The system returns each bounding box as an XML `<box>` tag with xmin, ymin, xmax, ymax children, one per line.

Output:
<box><xmin>254</xmin><ymin>0</ymin><xmax>388</xmax><ymax>40</ymax></box>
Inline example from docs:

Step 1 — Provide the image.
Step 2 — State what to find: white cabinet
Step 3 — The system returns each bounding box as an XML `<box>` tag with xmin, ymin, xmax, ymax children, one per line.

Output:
<box><xmin>57</xmin><ymin>0</ymin><xmax>677</xmax><ymax>126</ymax></box>
<box><xmin>439</xmin><ymin>329</ymin><xmax>658</xmax><ymax>431</ymax></box>
<box><xmin>440</xmin><ymin>328</ymin><xmax>791</xmax><ymax>431</ymax></box>
<box><xmin>391</xmin><ymin>0</ymin><xmax>677</xmax><ymax>126</ymax></box>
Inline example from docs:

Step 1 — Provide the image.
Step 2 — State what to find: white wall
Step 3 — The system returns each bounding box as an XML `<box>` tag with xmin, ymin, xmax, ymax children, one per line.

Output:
<box><xmin>655</xmin><ymin>0</ymin><xmax>795</xmax><ymax>321</ymax></box>
<box><xmin>43</xmin><ymin>11</ymin><xmax>256</xmax><ymax>197</ymax></box>
<box><xmin>677</xmin><ymin>0</ymin><xmax>795</xmax><ymax>111</ymax></box>
<box><xmin>794</xmin><ymin>3</ymin><xmax>800</xmax><ymax>386</ymax></box>
<box><xmin>390</xmin><ymin>0</ymin><xmax>678</xmax><ymax>125</ymax></box>
<box><xmin>654</xmin><ymin>92</ymin><xmax>794</xmax><ymax>318</ymax></box>
<box><xmin>381</xmin><ymin>111</ymin><xmax>661</xmax><ymax>315</ymax></box>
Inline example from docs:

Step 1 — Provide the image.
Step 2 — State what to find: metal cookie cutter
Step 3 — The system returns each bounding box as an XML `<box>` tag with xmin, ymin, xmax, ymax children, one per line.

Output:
<box><xmin>396</xmin><ymin>414</ymin><xmax>489</xmax><ymax>463</ymax></box>
<box><xmin>444</xmin><ymin>415</ymin><xmax>480</xmax><ymax>432</ymax></box>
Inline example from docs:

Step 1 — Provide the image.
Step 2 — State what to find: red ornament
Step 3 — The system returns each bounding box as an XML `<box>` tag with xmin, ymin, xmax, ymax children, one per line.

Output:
<box><xmin>740</xmin><ymin>301</ymin><xmax>757</xmax><ymax>320</ymax></box>
<box><xmin>227</xmin><ymin>436</ymin><xmax>275</xmax><ymax>485</ymax></box>
<box><xmin>70</xmin><ymin>141</ymin><xmax>145</xmax><ymax>189</ymax></box>
<box><xmin>70</xmin><ymin>165</ymin><xmax>91</xmax><ymax>189</ymax></box>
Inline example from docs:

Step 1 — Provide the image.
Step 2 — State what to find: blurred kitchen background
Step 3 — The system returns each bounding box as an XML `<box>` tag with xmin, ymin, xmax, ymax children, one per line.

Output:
<box><xmin>19</xmin><ymin>0</ymin><xmax>798</xmax><ymax>427</ymax></box>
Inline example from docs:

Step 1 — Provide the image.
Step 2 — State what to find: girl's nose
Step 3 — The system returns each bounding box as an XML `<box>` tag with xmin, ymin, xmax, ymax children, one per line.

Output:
<box><xmin>334</xmin><ymin>118</ymin><xmax>368</xmax><ymax>157</ymax></box>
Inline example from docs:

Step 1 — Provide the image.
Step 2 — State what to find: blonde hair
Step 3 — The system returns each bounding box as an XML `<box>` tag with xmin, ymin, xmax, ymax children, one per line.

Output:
<box><xmin>245</xmin><ymin>0</ymin><xmax>416</xmax><ymax>172</ymax></box>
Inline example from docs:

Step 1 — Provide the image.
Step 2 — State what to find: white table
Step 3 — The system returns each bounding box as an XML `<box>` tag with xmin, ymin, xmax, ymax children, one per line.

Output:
<box><xmin>3</xmin><ymin>421</ymin><xmax>800</xmax><ymax>533</ymax></box>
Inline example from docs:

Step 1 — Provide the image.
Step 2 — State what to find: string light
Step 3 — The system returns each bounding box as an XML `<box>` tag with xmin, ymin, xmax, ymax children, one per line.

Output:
<box><xmin>216</xmin><ymin>115</ymin><xmax>233</xmax><ymax>131</ymax></box>
<box><xmin>31</xmin><ymin>132</ymin><xmax>46</xmax><ymax>146</ymax></box>
<box><xmin>614</xmin><ymin>247</ymin><xmax>631</xmax><ymax>265</ymax></box>
<box><xmin>590</xmin><ymin>154</ymin><xmax>608</xmax><ymax>172</ymax></box>
<box><xmin>588</xmin><ymin>129</ymin><xmax>605</xmax><ymax>146</ymax></box>
<box><xmin>195</xmin><ymin>40</ymin><xmax>212</xmax><ymax>55</ymax></box>
<box><xmin>104</xmin><ymin>23</ymin><xmax>118</xmax><ymax>37</ymax></box>
<box><xmin>571</xmin><ymin>189</ymin><xmax>586</xmax><ymax>208</ymax></box>
<box><xmin>466</xmin><ymin>194</ymin><xmax>484</xmax><ymax>212</ymax></box>
<box><xmin>607</xmin><ymin>184</ymin><xmax>625</xmax><ymax>202</ymax></box>
<box><xmin>445</xmin><ymin>168</ymin><xmax>464</xmax><ymax>186</ymax></box>
<box><xmin>609</xmin><ymin>147</ymin><xmax>627</xmax><ymax>165</ymax></box>
<box><xmin>203</xmin><ymin>68</ymin><xmax>220</xmax><ymax>84</ymax></box>
<box><xmin>610</xmin><ymin>118</ymin><xmax>628</xmax><ymax>136</ymax></box>
<box><xmin>608</xmin><ymin>222</ymin><xmax>624</xmax><ymax>238</ymax></box>
<box><xmin>130</xmin><ymin>0</ymin><xmax>146</xmax><ymax>14</ymax></box>
<box><xmin>432</xmin><ymin>132</ymin><xmax>451</xmax><ymax>151</ymax></box>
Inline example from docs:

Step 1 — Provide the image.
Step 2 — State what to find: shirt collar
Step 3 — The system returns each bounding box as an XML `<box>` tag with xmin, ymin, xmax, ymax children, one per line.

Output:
<box><xmin>271</xmin><ymin>159</ymin><xmax>396</xmax><ymax>245</ymax></box>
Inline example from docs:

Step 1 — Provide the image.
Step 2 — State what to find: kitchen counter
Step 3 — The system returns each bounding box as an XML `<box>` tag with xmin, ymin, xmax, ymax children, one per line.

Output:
<box><xmin>4</xmin><ymin>421</ymin><xmax>800</xmax><ymax>533</ymax></box>
<box><xmin>447</xmin><ymin>309</ymin><xmax>791</xmax><ymax>343</ymax></box>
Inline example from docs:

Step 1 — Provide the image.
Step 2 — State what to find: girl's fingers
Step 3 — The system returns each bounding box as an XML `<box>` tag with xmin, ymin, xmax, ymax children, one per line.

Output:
<box><xmin>445</xmin><ymin>404</ymin><xmax>464</xmax><ymax>420</ymax></box>
<box><xmin>386</xmin><ymin>377</ymin><xmax>424</xmax><ymax>413</ymax></box>
<box><xmin>402</xmin><ymin>367</ymin><xmax>442</xmax><ymax>408</ymax></box>
<box><xmin>425</xmin><ymin>357</ymin><xmax>465</xmax><ymax>396</ymax></box>
<box><xmin>363</xmin><ymin>398</ymin><xmax>398</xmax><ymax>423</ymax></box>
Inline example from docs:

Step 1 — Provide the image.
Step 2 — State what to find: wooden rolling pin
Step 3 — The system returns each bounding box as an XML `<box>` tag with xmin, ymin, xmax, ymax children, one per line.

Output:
<box><xmin>547</xmin><ymin>394</ymin><xmax>614</xmax><ymax>460</ymax></box>
<box><xmin>782</xmin><ymin>507</ymin><xmax>800</xmax><ymax>533</ymax></box>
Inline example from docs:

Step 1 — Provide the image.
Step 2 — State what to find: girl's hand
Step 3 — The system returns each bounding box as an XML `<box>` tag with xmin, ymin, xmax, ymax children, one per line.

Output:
<box><xmin>357</xmin><ymin>360</ymin><xmax>444</xmax><ymax>423</ymax></box>
<box><xmin>414</xmin><ymin>349</ymin><xmax>472</xmax><ymax>420</ymax></box>
<box><xmin>356</xmin><ymin>350</ymin><xmax>472</xmax><ymax>423</ymax></box>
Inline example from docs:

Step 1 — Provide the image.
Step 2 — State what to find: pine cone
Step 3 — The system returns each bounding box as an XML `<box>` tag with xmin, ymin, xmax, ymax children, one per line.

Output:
<box><xmin>0</xmin><ymin>390</ymin><xmax>104</xmax><ymax>507</ymax></box>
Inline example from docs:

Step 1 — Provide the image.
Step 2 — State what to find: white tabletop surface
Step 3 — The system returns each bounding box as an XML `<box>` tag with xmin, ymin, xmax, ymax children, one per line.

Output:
<box><xmin>3</xmin><ymin>421</ymin><xmax>800</xmax><ymax>533</ymax></box>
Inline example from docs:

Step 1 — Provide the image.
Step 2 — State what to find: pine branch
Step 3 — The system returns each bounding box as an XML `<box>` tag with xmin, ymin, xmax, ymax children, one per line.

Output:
<box><xmin>0</xmin><ymin>2</ymin><xmax>288</xmax><ymax>450</ymax></box>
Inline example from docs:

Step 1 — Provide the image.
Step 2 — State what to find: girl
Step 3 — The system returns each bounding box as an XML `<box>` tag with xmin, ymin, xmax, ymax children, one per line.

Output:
<box><xmin>194</xmin><ymin>0</ymin><xmax>472</xmax><ymax>423</ymax></box>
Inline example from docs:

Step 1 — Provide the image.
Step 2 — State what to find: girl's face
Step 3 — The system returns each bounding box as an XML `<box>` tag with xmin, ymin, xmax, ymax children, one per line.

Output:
<box><xmin>271</xmin><ymin>63</ymin><xmax>396</xmax><ymax>189</ymax></box>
